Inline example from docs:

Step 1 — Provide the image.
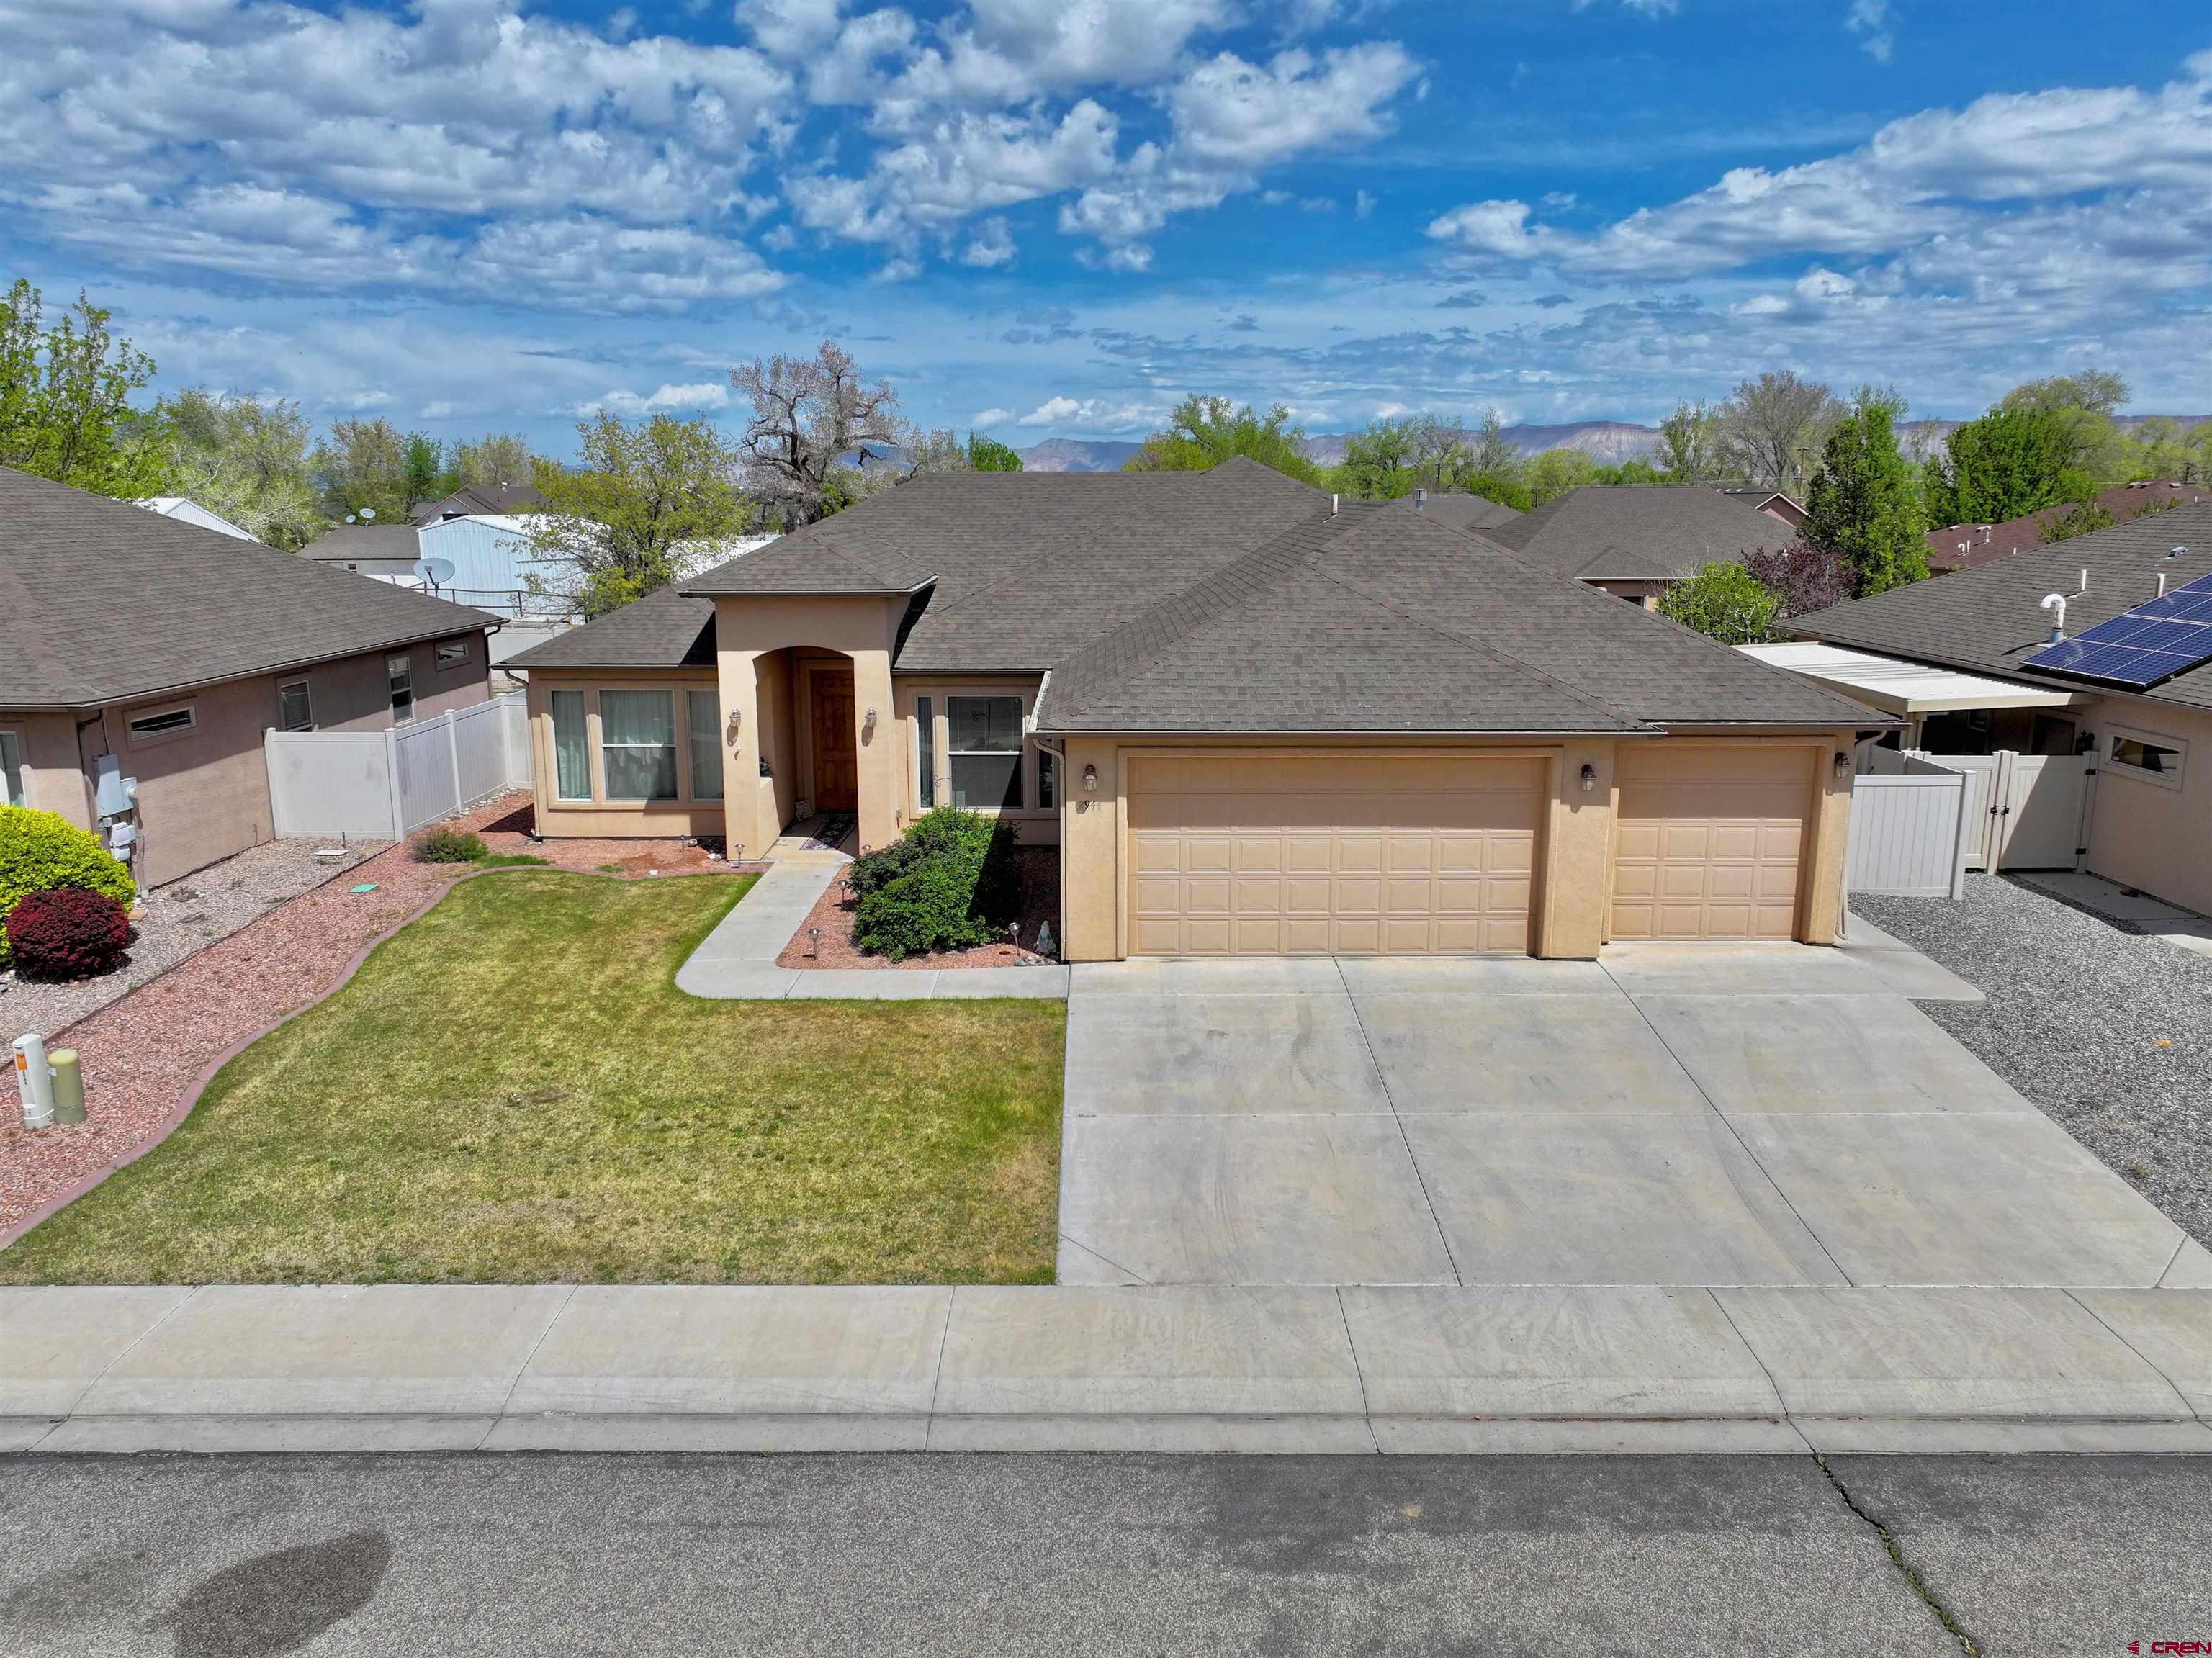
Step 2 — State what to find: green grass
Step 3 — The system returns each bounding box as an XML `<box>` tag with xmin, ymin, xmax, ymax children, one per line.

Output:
<box><xmin>0</xmin><ymin>872</ymin><xmax>1065</xmax><ymax>1285</ymax></box>
<box><xmin>472</xmin><ymin>852</ymin><xmax>551</xmax><ymax>868</ymax></box>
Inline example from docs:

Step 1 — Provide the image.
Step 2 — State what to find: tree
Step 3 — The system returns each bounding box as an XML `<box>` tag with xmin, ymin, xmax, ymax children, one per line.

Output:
<box><xmin>731</xmin><ymin>340</ymin><xmax>905</xmax><ymax>528</ymax></box>
<box><xmin>452</xmin><ymin>433</ymin><xmax>536</xmax><ymax>488</ymax></box>
<box><xmin>0</xmin><ymin>277</ymin><xmax>166</xmax><ymax>497</ymax></box>
<box><xmin>1337</xmin><ymin>417</ymin><xmax>1417</xmax><ymax>499</ymax></box>
<box><xmin>310</xmin><ymin>418</ymin><xmax>410</xmax><ymax>523</ymax></box>
<box><xmin>1718</xmin><ymin>371</ymin><xmax>1845</xmax><ymax>490</ymax></box>
<box><xmin>1656</xmin><ymin>400</ymin><xmax>1723</xmax><ymax>482</ymax></box>
<box><xmin>1403</xmin><ymin>413</ymin><xmax>1470</xmax><ymax>490</ymax></box>
<box><xmin>161</xmin><ymin>389</ymin><xmax>324</xmax><ymax>549</ymax></box>
<box><xmin>1467</xmin><ymin>409</ymin><xmax>1521</xmax><ymax>480</ymax></box>
<box><xmin>1657</xmin><ymin>562</ymin><xmax>1782</xmax><ymax>645</ymax></box>
<box><xmin>1743</xmin><ymin>541</ymin><xmax>1853</xmax><ymax>618</ymax></box>
<box><xmin>896</xmin><ymin>428</ymin><xmax>968</xmax><ymax>477</ymax></box>
<box><xmin>966</xmin><ymin>431</ymin><xmax>1023</xmax><ymax>472</ymax></box>
<box><xmin>1802</xmin><ymin>387</ymin><xmax>1928</xmax><ymax>595</ymax></box>
<box><xmin>1923</xmin><ymin>404</ymin><xmax>2094</xmax><ymax>528</ymax></box>
<box><xmin>2001</xmin><ymin>371</ymin><xmax>2128</xmax><ymax>482</ymax></box>
<box><xmin>1525</xmin><ymin>447</ymin><xmax>1601</xmax><ymax>505</ymax></box>
<box><xmin>2039</xmin><ymin>500</ymin><xmax>2118</xmax><ymax>543</ymax></box>
<box><xmin>1123</xmin><ymin>395</ymin><xmax>1324</xmax><ymax>484</ymax></box>
<box><xmin>401</xmin><ymin>431</ymin><xmax>449</xmax><ymax>512</ymax></box>
<box><xmin>523</xmin><ymin>412</ymin><xmax>752</xmax><ymax>618</ymax></box>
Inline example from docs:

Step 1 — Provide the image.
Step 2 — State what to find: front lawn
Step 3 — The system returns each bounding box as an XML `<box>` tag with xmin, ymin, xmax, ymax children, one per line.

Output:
<box><xmin>0</xmin><ymin>872</ymin><xmax>1065</xmax><ymax>1284</ymax></box>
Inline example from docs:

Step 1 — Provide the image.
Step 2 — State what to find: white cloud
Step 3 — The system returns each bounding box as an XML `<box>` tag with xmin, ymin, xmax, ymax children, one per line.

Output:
<box><xmin>1018</xmin><ymin>395</ymin><xmax>1082</xmax><ymax>425</ymax></box>
<box><xmin>1354</xmin><ymin>189</ymin><xmax>1375</xmax><ymax>218</ymax></box>
<box><xmin>1426</xmin><ymin>63</ymin><xmax>2212</xmax><ymax>282</ymax></box>
<box><xmin>1846</xmin><ymin>0</ymin><xmax>1894</xmax><ymax>63</ymax></box>
<box><xmin>872</xmin><ymin>255</ymin><xmax>923</xmax><ymax>281</ymax></box>
<box><xmin>972</xmin><ymin>406</ymin><xmax>1014</xmax><ymax>425</ymax></box>
<box><xmin>1169</xmin><ymin>44</ymin><xmax>1417</xmax><ymax>169</ymax></box>
<box><xmin>961</xmin><ymin>216</ymin><xmax>1018</xmax><ymax>266</ymax></box>
<box><xmin>581</xmin><ymin>382</ymin><xmax>732</xmax><ymax>416</ymax></box>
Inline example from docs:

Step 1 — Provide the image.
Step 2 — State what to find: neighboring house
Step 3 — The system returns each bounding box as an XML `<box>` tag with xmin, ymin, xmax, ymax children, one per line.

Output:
<box><xmin>410</xmin><ymin>479</ymin><xmax>546</xmax><ymax>526</ymax></box>
<box><xmin>298</xmin><ymin>523</ymin><xmax>422</xmax><ymax>582</ymax></box>
<box><xmin>138</xmin><ymin>496</ymin><xmax>259</xmax><ymax>542</ymax></box>
<box><xmin>0</xmin><ymin>468</ymin><xmax>498</xmax><ymax>887</ymax></box>
<box><xmin>302</xmin><ymin>514</ymin><xmax>570</xmax><ymax>620</ymax></box>
<box><xmin>1720</xmin><ymin>488</ymin><xmax>1809</xmax><ymax>532</ymax></box>
<box><xmin>1788</xmin><ymin>503</ymin><xmax>2212</xmax><ymax>914</ymax></box>
<box><xmin>1484</xmin><ymin>487</ymin><xmax>1795</xmax><ymax>605</ymax></box>
<box><xmin>509</xmin><ymin>459</ymin><xmax>1885</xmax><ymax>961</ymax></box>
<box><xmin>1926</xmin><ymin>480</ymin><xmax>2211</xmax><ymax>572</ymax></box>
<box><xmin>1403</xmin><ymin>489</ymin><xmax>1520</xmax><ymax>532</ymax></box>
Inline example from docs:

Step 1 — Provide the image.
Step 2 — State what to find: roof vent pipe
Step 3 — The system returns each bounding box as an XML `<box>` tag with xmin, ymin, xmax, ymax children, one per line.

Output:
<box><xmin>1414</xmin><ymin>487</ymin><xmax>1428</xmax><ymax>510</ymax></box>
<box><xmin>1981</xmin><ymin>525</ymin><xmax>1992</xmax><ymax>544</ymax></box>
<box><xmin>2040</xmin><ymin>593</ymin><xmax>2068</xmax><ymax>642</ymax></box>
<box><xmin>2158</xmin><ymin>572</ymin><xmax>2169</xmax><ymax>599</ymax></box>
<box><xmin>1331</xmin><ymin>493</ymin><xmax>1339</xmax><ymax>516</ymax></box>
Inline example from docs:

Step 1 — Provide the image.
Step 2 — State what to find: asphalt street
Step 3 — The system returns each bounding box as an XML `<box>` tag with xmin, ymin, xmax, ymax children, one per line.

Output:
<box><xmin>2</xmin><ymin>1454</ymin><xmax>2206</xmax><ymax>1657</ymax></box>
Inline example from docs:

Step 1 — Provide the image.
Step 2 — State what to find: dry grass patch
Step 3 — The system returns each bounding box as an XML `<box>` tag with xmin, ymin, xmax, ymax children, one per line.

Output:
<box><xmin>0</xmin><ymin>872</ymin><xmax>1065</xmax><ymax>1284</ymax></box>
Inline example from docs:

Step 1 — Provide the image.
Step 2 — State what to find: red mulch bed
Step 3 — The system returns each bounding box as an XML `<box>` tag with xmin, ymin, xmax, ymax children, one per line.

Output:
<box><xmin>778</xmin><ymin>846</ymin><xmax>1061</xmax><ymax>970</ymax></box>
<box><xmin>1</xmin><ymin>793</ymin><xmax>756</xmax><ymax>1238</ymax></box>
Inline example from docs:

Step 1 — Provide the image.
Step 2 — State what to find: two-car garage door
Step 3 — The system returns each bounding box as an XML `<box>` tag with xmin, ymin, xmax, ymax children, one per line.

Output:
<box><xmin>1128</xmin><ymin>755</ymin><xmax>1544</xmax><ymax>955</ymax></box>
<box><xmin>1125</xmin><ymin>746</ymin><xmax>1819</xmax><ymax>956</ymax></box>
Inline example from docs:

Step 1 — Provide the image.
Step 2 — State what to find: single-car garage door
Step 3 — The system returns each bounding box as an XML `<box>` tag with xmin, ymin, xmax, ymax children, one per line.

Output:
<box><xmin>1611</xmin><ymin>746</ymin><xmax>1813</xmax><ymax>940</ymax></box>
<box><xmin>1127</xmin><ymin>754</ymin><xmax>1545</xmax><ymax>956</ymax></box>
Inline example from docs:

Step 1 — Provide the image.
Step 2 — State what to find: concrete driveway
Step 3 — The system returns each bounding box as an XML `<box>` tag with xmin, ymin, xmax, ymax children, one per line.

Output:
<box><xmin>1056</xmin><ymin>940</ymin><xmax>2191</xmax><ymax>1289</ymax></box>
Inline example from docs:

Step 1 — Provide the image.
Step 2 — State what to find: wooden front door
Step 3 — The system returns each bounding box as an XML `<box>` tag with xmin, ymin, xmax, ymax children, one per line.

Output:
<box><xmin>809</xmin><ymin>667</ymin><xmax>858</xmax><ymax>812</ymax></box>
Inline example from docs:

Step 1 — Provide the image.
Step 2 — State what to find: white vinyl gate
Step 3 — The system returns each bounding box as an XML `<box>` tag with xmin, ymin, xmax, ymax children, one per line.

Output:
<box><xmin>266</xmin><ymin>694</ymin><xmax>531</xmax><ymax>840</ymax></box>
<box><xmin>1847</xmin><ymin>752</ymin><xmax>1971</xmax><ymax>899</ymax></box>
<box><xmin>1942</xmin><ymin>751</ymin><xmax>2091</xmax><ymax>870</ymax></box>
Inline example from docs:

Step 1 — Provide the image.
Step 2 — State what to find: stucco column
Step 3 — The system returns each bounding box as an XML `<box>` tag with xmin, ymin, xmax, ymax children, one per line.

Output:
<box><xmin>1537</xmin><ymin>740</ymin><xmax>1616</xmax><ymax>958</ymax></box>
<box><xmin>1799</xmin><ymin>732</ymin><xmax>1853</xmax><ymax>945</ymax></box>
<box><xmin>716</xmin><ymin>644</ymin><xmax>767</xmax><ymax>860</ymax></box>
<box><xmin>1059</xmin><ymin>736</ymin><xmax>1121</xmax><ymax>961</ymax></box>
<box><xmin>850</xmin><ymin>646</ymin><xmax>898</xmax><ymax>854</ymax></box>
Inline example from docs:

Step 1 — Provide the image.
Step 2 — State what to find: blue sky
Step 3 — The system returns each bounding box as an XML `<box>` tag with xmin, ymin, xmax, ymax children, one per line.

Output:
<box><xmin>1</xmin><ymin>0</ymin><xmax>2206</xmax><ymax>455</ymax></box>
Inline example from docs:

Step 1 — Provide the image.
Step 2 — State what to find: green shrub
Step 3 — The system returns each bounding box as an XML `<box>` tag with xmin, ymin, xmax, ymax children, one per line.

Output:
<box><xmin>0</xmin><ymin>806</ymin><xmax>137</xmax><ymax>970</ymax></box>
<box><xmin>413</xmin><ymin>826</ymin><xmax>488</xmax><ymax>863</ymax></box>
<box><xmin>851</xmin><ymin>806</ymin><xmax>1020</xmax><ymax>961</ymax></box>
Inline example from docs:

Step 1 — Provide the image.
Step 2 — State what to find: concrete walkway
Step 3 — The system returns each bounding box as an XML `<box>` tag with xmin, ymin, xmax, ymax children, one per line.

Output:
<box><xmin>675</xmin><ymin>843</ymin><xmax>1068</xmax><ymax>1000</ymax></box>
<box><xmin>5</xmin><ymin>1282</ymin><xmax>2209</xmax><ymax>1455</ymax></box>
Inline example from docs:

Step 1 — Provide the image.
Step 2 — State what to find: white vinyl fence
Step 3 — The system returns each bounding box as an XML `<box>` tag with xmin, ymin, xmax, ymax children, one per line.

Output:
<box><xmin>1847</xmin><ymin>751</ymin><xmax>1972</xmax><ymax>900</ymax></box>
<box><xmin>266</xmin><ymin>693</ymin><xmax>530</xmax><ymax>841</ymax></box>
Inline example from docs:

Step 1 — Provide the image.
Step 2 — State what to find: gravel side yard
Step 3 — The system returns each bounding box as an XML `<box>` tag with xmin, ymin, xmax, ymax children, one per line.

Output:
<box><xmin>0</xmin><ymin>837</ymin><xmax>381</xmax><ymax>1038</ymax></box>
<box><xmin>1</xmin><ymin>792</ymin><xmax>739</xmax><ymax>1238</ymax></box>
<box><xmin>1853</xmin><ymin>874</ymin><xmax>2212</xmax><ymax>1251</ymax></box>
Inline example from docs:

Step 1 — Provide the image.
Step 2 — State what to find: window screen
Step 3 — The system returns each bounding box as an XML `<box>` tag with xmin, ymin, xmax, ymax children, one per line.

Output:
<box><xmin>947</xmin><ymin>695</ymin><xmax>1023</xmax><ymax>811</ymax></box>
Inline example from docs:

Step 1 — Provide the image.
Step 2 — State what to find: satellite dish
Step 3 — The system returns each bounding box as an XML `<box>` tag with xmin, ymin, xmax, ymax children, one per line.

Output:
<box><xmin>413</xmin><ymin>557</ymin><xmax>457</xmax><ymax>588</ymax></box>
<box><xmin>360</xmin><ymin>507</ymin><xmax>378</xmax><ymax>520</ymax></box>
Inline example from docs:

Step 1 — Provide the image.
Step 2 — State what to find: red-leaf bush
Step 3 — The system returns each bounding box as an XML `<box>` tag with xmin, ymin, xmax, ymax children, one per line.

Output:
<box><xmin>4</xmin><ymin>887</ymin><xmax>132</xmax><ymax>981</ymax></box>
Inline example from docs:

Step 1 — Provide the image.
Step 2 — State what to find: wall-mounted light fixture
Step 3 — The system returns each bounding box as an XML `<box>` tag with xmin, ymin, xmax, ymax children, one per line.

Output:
<box><xmin>1833</xmin><ymin>751</ymin><xmax>1853</xmax><ymax>776</ymax></box>
<box><xmin>725</xmin><ymin>709</ymin><xmax>742</xmax><ymax>739</ymax></box>
<box><xmin>1082</xmin><ymin>762</ymin><xmax>1097</xmax><ymax>793</ymax></box>
<box><xmin>863</xmin><ymin>707</ymin><xmax>877</xmax><ymax>740</ymax></box>
<box><xmin>1578</xmin><ymin>762</ymin><xmax>1596</xmax><ymax>793</ymax></box>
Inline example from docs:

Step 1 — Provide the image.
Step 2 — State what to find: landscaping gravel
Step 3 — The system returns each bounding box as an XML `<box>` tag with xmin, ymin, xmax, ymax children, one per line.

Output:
<box><xmin>0</xmin><ymin>835</ymin><xmax>380</xmax><ymax>1042</ymax></box>
<box><xmin>1853</xmin><ymin>873</ymin><xmax>2212</xmax><ymax>1252</ymax></box>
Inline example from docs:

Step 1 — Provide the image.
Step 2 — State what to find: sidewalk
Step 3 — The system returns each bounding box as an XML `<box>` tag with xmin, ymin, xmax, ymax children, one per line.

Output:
<box><xmin>6</xmin><ymin>1283</ymin><xmax>2208</xmax><ymax>1456</ymax></box>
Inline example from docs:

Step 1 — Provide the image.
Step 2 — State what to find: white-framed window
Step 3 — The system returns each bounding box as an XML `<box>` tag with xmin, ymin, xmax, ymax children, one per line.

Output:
<box><xmin>549</xmin><ymin>689</ymin><xmax>590</xmax><ymax>801</ymax></box>
<box><xmin>2106</xmin><ymin>725</ymin><xmax>2185</xmax><ymax>790</ymax></box>
<box><xmin>687</xmin><ymin>689</ymin><xmax>723</xmax><ymax>801</ymax></box>
<box><xmin>127</xmin><ymin>703</ymin><xmax>197</xmax><ymax>745</ymax></box>
<box><xmin>947</xmin><ymin>695</ymin><xmax>1024</xmax><ymax>811</ymax></box>
<box><xmin>277</xmin><ymin>678</ymin><xmax>314</xmax><ymax>732</ymax></box>
<box><xmin>915</xmin><ymin>696</ymin><xmax>934</xmax><ymax>808</ymax></box>
<box><xmin>600</xmin><ymin>688</ymin><xmax>678</xmax><ymax>800</ymax></box>
<box><xmin>1037</xmin><ymin>746</ymin><xmax>1058</xmax><ymax>809</ymax></box>
<box><xmin>387</xmin><ymin>654</ymin><xmax>415</xmax><ymax>724</ymax></box>
<box><xmin>1</xmin><ymin>729</ymin><xmax>24</xmax><ymax>808</ymax></box>
<box><xmin>434</xmin><ymin>637</ymin><xmax>471</xmax><ymax>670</ymax></box>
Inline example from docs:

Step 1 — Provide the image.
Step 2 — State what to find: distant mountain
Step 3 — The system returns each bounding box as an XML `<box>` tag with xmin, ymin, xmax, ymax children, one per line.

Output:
<box><xmin>1015</xmin><ymin>438</ymin><xmax>1145</xmax><ymax>472</ymax></box>
<box><xmin>1298</xmin><ymin>420</ymin><xmax>1663</xmax><ymax>467</ymax></box>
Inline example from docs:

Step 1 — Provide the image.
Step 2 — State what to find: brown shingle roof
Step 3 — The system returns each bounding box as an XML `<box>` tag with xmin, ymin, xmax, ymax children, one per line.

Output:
<box><xmin>0</xmin><ymin>467</ymin><xmax>495</xmax><ymax>709</ymax></box>
<box><xmin>1485</xmin><ymin>485</ymin><xmax>1795</xmax><ymax>582</ymax></box>
<box><xmin>1925</xmin><ymin>482</ymin><xmax>2212</xmax><ymax>571</ymax></box>
<box><xmin>1794</xmin><ymin>501</ymin><xmax>2212</xmax><ymax>712</ymax></box>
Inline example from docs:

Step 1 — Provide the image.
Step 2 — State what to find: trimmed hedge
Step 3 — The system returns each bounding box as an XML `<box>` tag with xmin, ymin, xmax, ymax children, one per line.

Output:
<box><xmin>0</xmin><ymin>806</ymin><xmax>138</xmax><ymax>970</ymax></box>
<box><xmin>850</xmin><ymin>806</ymin><xmax>1020</xmax><ymax>961</ymax></box>
<box><xmin>5</xmin><ymin>887</ymin><xmax>132</xmax><ymax>981</ymax></box>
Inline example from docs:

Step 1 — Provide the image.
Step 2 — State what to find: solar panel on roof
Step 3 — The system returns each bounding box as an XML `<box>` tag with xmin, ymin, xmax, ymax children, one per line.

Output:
<box><xmin>2025</xmin><ymin>567</ymin><xmax>2212</xmax><ymax>687</ymax></box>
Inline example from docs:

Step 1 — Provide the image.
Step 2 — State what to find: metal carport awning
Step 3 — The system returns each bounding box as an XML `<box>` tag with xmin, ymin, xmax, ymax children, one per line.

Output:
<box><xmin>1737</xmin><ymin>641</ymin><xmax>2083</xmax><ymax>716</ymax></box>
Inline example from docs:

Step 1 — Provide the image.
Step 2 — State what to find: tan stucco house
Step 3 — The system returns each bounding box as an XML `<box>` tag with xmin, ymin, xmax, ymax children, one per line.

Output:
<box><xmin>1791</xmin><ymin>502</ymin><xmax>2212</xmax><ymax>917</ymax></box>
<box><xmin>1</xmin><ymin>467</ymin><xmax>497</xmax><ymax>887</ymax></box>
<box><xmin>508</xmin><ymin>459</ymin><xmax>1889</xmax><ymax>961</ymax></box>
